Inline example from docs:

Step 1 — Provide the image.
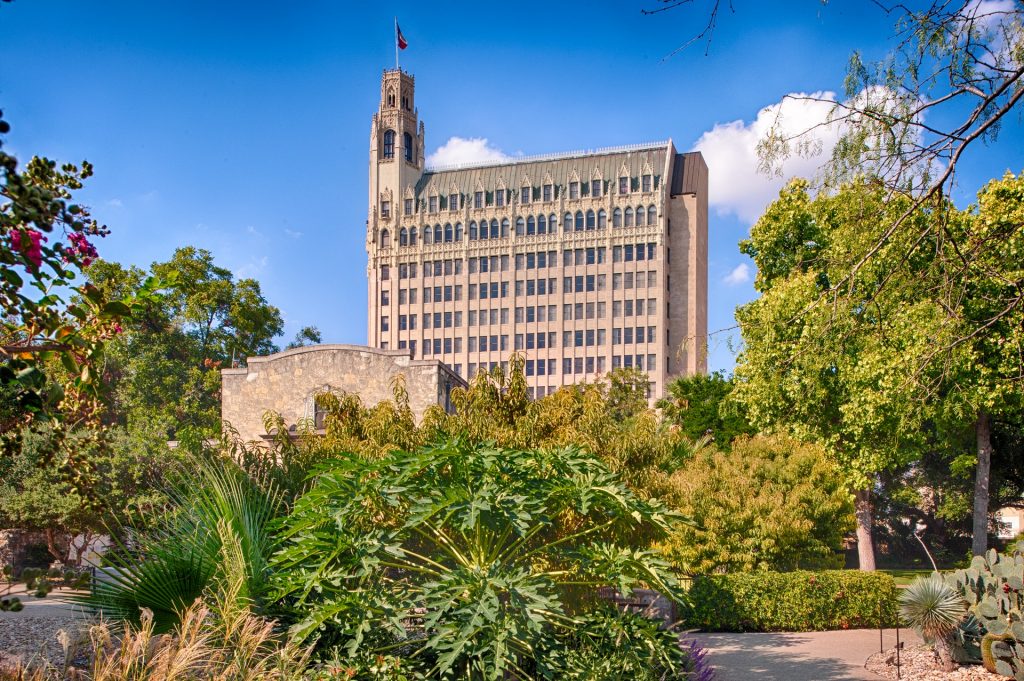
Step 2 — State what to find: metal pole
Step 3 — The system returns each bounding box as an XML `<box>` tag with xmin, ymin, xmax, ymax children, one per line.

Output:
<box><xmin>896</xmin><ymin>626</ymin><xmax>901</xmax><ymax>679</ymax></box>
<box><xmin>394</xmin><ymin>17</ymin><xmax>399</xmax><ymax>70</ymax></box>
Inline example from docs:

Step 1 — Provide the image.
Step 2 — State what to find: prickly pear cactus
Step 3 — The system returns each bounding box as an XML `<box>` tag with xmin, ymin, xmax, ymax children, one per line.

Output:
<box><xmin>944</xmin><ymin>547</ymin><xmax>1024</xmax><ymax>679</ymax></box>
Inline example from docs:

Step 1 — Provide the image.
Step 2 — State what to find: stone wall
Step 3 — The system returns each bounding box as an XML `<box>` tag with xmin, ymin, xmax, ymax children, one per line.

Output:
<box><xmin>222</xmin><ymin>344</ymin><xmax>464</xmax><ymax>443</ymax></box>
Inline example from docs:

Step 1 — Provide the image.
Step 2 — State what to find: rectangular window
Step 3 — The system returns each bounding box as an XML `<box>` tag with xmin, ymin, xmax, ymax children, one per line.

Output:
<box><xmin>575</xmin><ymin>275</ymin><xmax>584</xmax><ymax>292</ymax></box>
<box><xmin>574</xmin><ymin>357</ymin><xmax>583</xmax><ymax>374</ymax></box>
<box><xmin>404</xmin><ymin>198</ymin><xmax>413</xmax><ymax>215</ymax></box>
<box><xmin>449</xmin><ymin>193</ymin><xmax>458</xmax><ymax>211</ymax></box>
<box><xmin>381</xmin><ymin>290</ymin><xmax>390</xmax><ymax>305</ymax></box>
<box><xmin>569</xmin><ymin>182</ymin><xmax>579</xmax><ymax>199</ymax></box>
<box><xmin>496</xmin><ymin>189</ymin><xmax>505</xmax><ymax>207</ymax></box>
<box><xmin>585</xmin><ymin>275</ymin><xmax>595</xmax><ymax>292</ymax></box>
<box><xmin>469</xmin><ymin>337</ymin><xmax>477</xmax><ymax>352</ymax></box>
<box><xmin>592</xmin><ymin>180</ymin><xmax>601</xmax><ymax>198</ymax></box>
<box><xmin>380</xmin><ymin>200</ymin><xmax>390</xmax><ymax>218</ymax></box>
<box><xmin>585</xmin><ymin>330</ymin><xmax>595</xmax><ymax>346</ymax></box>
<box><xmin>398</xmin><ymin>315</ymin><xmax>407</xmax><ymax>330</ymax></box>
<box><xmin>625</xmin><ymin>272</ymin><xmax>634</xmax><ymax>289</ymax></box>
<box><xmin>381</xmin><ymin>265</ymin><xmax>390</xmax><ymax>280</ymax></box>
<box><xmin>597</xmin><ymin>302</ymin><xmax>606</xmax><ymax>318</ymax></box>
<box><xmin>575</xmin><ymin>249</ymin><xmax>585</xmax><ymax>265</ymax></box>
<box><xmin>398</xmin><ymin>288</ymin><xmax>407</xmax><ymax>304</ymax></box>
<box><xmin>619</xmin><ymin>176</ymin><xmax>628</xmax><ymax>194</ymax></box>
<box><xmin>625</xmin><ymin>327</ymin><xmax>634</xmax><ymax>344</ymax></box>
<box><xmin>613</xmin><ymin>301</ymin><xmax>622</xmax><ymax>318</ymax></box>
<box><xmin>381</xmin><ymin>316</ymin><xmax>389</xmax><ymax>331</ymax></box>
<box><xmin>423</xmin><ymin>313</ymin><xmax>430</xmax><ymax>329</ymax></box>
<box><xmin>636</xmin><ymin>243</ymin><xmax>645</xmax><ymax>261</ymax></box>
<box><xmin>563</xmin><ymin>357</ymin><xmax>572</xmax><ymax>375</ymax></box>
<box><xmin>526</xmin><ymin>306</ymin><xmax>536</xmax><ymax>322</ymax></box>
<box><xmin>521</xmin><ymin>186</ymin><xmax>530</xmax><ymax>204</ymax></box>
<box><xmin>624</xmin><ymin>244</ymin><xmax>634</xmax><ymax>262</ymax></box>
<box><xmin>586</xmin><ymin>356</ymin><xmax>595</xmax><ymax>373</ymax></box>
<box><xmin>526</xmin><ymin>279</ymin><xmax>535</xmax><ymax>296</ymax></box>
<box><xmin>642</xmin><ymin>174</ymin><xmax>652</xmax><ymax>192</ymax></box>
<box><xmin>613</xmin><ymin>246</ymin><xmax>622</xmax><ymax>263</ymax></box>
<box><xmin>474</xmin><ymin>191</ymin><xmax>483</xmax><ymax>209</ymax></box>
<box><xmin>586</xmin><ymin>302</ymin><xmax>595</xmax><ymax>319</ymax></box>
<box><xmin>455</xmin><ymin>285</ymin><xmax>463</xmax><ymax>301</ymax></box>
<box><xmin>434</xmin><ymin>312</ymin><xmax>442</xmax><ymax>328</ymax></box>
<box><xmin>433</xmin><ymin>338</ymin><xmax>442</xmax><ymax>355</ymax></box>
<box><xmin>429</xmin><ymin>196</ymin><xmax>438</xmax><ymax>213</ymax></box>
<box><xmin>543</xmin><ymin>184</ymin><xmax>552</xmax><ymax>201</ymax></box>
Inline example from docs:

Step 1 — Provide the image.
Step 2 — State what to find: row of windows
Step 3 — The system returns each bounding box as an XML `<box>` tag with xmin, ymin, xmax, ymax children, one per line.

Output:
<box><xmin>381</xmin><ymin>130</ymin><xmax>416</xmax><ymax>163</ymax></box>
<box><xmin>382</xmin><ymin>205</ymin><xmax>659</xmax><ymax>248</ymax></box>
<box><xmin>393</xmin><ymin>273</ymin><xmax>657</xmax><ymax>304</ymax></box>
<box><xmin>406</xmin><ymin>174</ymin><xmax>659</xmax><ymax>217</ymax></box>
<box><xmin>388</xmin><ymin>317</ymin><xmax>659</xmax><ymax>348</ymax></box>
<box><xmin>386</xmin><ymin>244</ymin><xmax>658</xmax><ymax>281</ymax></box>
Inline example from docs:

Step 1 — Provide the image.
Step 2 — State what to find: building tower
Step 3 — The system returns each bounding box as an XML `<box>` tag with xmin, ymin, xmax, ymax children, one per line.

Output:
<box><xmin>368</xmin><ymin>69</ymin><xmax>425</xmax><ymax>345</ymax></box>
<box><xmin>366</xmin><ymin>68</ymin><xmax>708</xmax><ymax>400</ymax></box>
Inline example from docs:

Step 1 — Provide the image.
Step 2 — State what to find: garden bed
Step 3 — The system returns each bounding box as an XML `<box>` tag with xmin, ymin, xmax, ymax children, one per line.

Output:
<box><xmin>866</xmin><ymin>645</ymin><xmax>1003</xmax><ymax>680</ymax></box>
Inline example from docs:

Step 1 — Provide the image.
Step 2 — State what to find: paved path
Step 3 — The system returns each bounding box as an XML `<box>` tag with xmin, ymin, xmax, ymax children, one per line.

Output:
<box><xmin>689</xmin><ymin>628</ymin><xmax>922</xmax><ymax>681</ymax></box>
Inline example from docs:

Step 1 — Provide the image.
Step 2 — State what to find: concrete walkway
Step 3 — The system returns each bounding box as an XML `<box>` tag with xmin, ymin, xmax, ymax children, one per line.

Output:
<box><xmin>689</xmin><ymin>628</ymin><xmax>922</xmax><ymax>681</ymax></box>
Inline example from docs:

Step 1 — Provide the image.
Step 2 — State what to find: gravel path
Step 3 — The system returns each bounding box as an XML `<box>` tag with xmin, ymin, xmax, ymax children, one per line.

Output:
<box><xmin>0</xmin><ymin>588</ymin><xmax>92</xmax><ymax>668</ymax></box>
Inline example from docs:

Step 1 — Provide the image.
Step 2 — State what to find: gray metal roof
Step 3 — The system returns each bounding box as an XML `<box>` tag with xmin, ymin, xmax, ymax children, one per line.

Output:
<box><xmin>416</xmin><ymin>141</ymin><xmax>671</xmax><ymax>198</ymax></box>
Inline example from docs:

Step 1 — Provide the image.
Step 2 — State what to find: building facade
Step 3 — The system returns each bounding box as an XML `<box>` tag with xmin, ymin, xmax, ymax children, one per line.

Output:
<box><xmin>221</xmin><ymin>345</ymin><xmax>463</xmax><ymax>443</ymax></box>
<box><xmin>366</xmin><ymin>69</ymin><xmax>707</xmax><ymax>399</ymax></box>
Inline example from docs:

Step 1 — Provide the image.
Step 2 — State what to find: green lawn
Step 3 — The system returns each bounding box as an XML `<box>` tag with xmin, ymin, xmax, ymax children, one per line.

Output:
<box><xmin>879</xmin><ymin>569</ymin><xmax>935</xmax><ymax>586</ymax></box>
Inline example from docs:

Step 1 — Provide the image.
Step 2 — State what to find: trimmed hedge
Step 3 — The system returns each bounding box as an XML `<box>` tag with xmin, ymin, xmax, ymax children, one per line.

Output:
<box><xmin>685</xmin><ymin>570</ymin><xmax>899</xmax><ymax>632</ymax></box>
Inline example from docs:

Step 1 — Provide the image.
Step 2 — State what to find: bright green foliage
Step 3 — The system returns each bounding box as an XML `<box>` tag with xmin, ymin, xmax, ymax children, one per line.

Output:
<box><xmin>942</xmin><ymin>546</ymin><xmax>1024</xmax><ymax>677</ymax></box>
<box><xmin>88</xmin><ymin>247</ymin><xmax>284</xmax><ymax>438</ymax></box>
<box><xmin>658</xmin><ymin>371</ymin><xmax>754</xmax><ymax>447</ymax></box>
<box><xmin>900</xmin><ymin>577</ymin><xmax>965</xmax><ymax>669</ymax></box>
<box><xmin>657</xmin><ymin>434</ymin><xmax>855</xmax><ymax>574</ymax></box>
<box><xmin>0</xmin><ymin>424</ymin><xmax>183</xmax><ymax>564</ymax></box>
<box><xmin>686</xmin><ymin>570</ymin><xmax>899</xmax><ymax>632</ymax></box>
<box><xmin>86</xmin><ymin>450</ymin><xmax>280</xmax><ymax>632</ymax></box>
<box><xmin>272</xmin><ymin>439</ymin><xmax>687</xmax><ymax>679</ymax></box>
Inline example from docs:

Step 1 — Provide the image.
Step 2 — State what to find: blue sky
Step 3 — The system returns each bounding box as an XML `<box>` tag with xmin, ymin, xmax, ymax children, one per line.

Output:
<box><xmin>3</xmin><ymin>1</ymin><xmax>1021</xmax><ymax>373</ymax></box>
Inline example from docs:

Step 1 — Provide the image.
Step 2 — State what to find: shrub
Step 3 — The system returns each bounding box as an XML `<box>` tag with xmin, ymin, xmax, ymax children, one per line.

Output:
<box><xmin>658</xmin><ymin>435</ymin><xmax>855</xmax><ymax>574</ymax></box>
<box><xmin>272</xmin><ymin>439</ymin><xmax>688</xmax><ymax>678</ymax></box>
<box><xmin>686</xmin><ymin>570</ymin><xmax>899</xmax><ymax>631</ymax></box>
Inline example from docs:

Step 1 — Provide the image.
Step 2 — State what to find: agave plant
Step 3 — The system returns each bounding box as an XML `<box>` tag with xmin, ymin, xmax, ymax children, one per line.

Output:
<box><xmin>900</xmin><ymin>576</ymin><xmax>965</xmax><ymax>671</ymax></box>
<box><xmin>272</xmin><ymin>438</ymin><xmax>691</xmax><ymax>679</ymax></box>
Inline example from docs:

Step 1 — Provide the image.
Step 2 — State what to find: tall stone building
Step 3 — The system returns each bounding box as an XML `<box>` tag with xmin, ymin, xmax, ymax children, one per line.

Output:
<box><xmin>367</xmin><ymin>69</ymin><xmax>707</xmax><ymax>399</ymax></box>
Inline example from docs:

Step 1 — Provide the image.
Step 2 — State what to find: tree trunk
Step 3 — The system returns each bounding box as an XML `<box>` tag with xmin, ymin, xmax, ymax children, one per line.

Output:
<box><xmin>935</xmin><ymin>636</ymin><xmax>956</xmax><ymax>672</ymax></box>
<box><xmin>854</xmin><ymin>488</ymin><xmax>877</xmax><ymax>571</ymax></box>
<box><xmin>972</xmin><ymin>410</ymin><xmax>993</xmax><ymax>557</ymax></box>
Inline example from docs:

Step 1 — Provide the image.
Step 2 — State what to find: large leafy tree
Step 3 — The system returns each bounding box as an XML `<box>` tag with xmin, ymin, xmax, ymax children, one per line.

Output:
<box><xmin>88</xmin><ymin>247</ymin><xmax>284</xmax><ymax>437</ymax></box>
<box><xmin>658</xmin><ymin>371</ymin><xmax>754</xmax><ymax>447</ymax></box>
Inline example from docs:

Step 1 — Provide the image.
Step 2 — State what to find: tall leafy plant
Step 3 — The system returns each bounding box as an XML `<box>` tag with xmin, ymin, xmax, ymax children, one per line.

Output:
<box><xmin>272</xmin><ymin>439</ymin><xmax>688</xmax><ymax>679</ymax></box>
<box><xmin>86</xmin><ymin>451</ymin><xmax>280</xmax><ymax>631</ymax></box>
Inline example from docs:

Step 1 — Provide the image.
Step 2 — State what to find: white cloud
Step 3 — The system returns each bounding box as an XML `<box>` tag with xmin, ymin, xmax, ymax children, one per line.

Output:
<box><xmin>427</xmin><ymin>137</ymin><xmax>509</xmax><ymax>168</ymax></box>
<box><xmin>723</xmin><ymin>263</ymin><xmax>752</xmax><ymax>286</ymax></box>
<box><xmin>236</xmin><ymin>255</ymin><xmax>268</xmax><ymax>278</ymax></box>
<box><xmin>692</xmin><ymin>91</ymin><xmax>844</xmax><ymax>224</ymax></box>
<box><xmin>284</xmin><ymin>228</ymin><xmax>303</xmax><ymax>239</ymax></box>
<box><xmin>106</xmin><ymin>198</ymin><xmax>123</xmax><ymax>208</ymax></box>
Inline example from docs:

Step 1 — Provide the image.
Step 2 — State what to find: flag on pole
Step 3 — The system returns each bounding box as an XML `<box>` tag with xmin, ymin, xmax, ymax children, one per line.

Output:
<box><xmin>396</xmin><ymin>22</ymin><xmax>408</xmax><ymax>50</ymax></box>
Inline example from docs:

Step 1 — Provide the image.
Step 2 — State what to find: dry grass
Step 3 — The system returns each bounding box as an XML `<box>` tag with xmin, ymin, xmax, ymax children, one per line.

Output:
<box><xmin>1</xmin><ymin>598</ymin><xmax>311</xmax><ymax>681</ymax></box>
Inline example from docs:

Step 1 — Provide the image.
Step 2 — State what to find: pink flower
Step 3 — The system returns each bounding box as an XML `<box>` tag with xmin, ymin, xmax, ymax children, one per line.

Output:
<box><xmin>67</xmin><ymin>231</ymin><xmax>98</xmax><ymax>267</ymax></box>
<box><xmin>12</xmin><ymin>229</ymin><xmax>46</xmax><ymax>268</ymax></box>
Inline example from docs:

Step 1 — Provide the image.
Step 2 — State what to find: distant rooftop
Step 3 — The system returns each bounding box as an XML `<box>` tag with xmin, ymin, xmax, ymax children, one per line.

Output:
<box><xmin>424</xmin><ymin>140</ymin><xmax>671</xmax><ymax>173</ymax></box>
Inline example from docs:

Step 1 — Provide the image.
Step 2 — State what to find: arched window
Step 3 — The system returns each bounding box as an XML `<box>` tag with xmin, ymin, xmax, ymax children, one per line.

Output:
<box><xmin>383</xmin><ymin>130</ymin><xmax>395</xmax><ymax>159</ymax></box>
<box><xmin>515</xmin><ymin>217</ymin><xmax>524</xmax><ymax>236</ymax></box>
<box><xmin>380</xmin><ymin>229</ymin><xmax>390</xmax><ymax>248</ymax></box>
<box><xmin>648</xmin><ymin>205</ymin><xmax>657</xmax><ymax>225</ymax></box>
<box><xmin>387</xmin><ymin>88</ymin><xmax>395</xmax><ymax>107</ymax></box>
<box><xmin>585</xmin><ymin>210</ymin><xmax>595</xmax><ymax>230</ymax></box>
<box><xmin>613</xmin><ymin>208</ymin><xmax>622</xmax><ymax>228</ymax></box>
<box><xmin>493</xmin><ymin>219</ymin><xmax>502</xmax><ymax>238</ymax></box>
<box><xmin>422</xmin><ymin>225</ymin><xmax>431</xmax><ymax>244</ymax></box>
<box><xmin>399</xmin><ymin>227</ymin><xmax>408</xmax><ymax>246</ymax></box>
<box><xmin>564</xmin><ymin>213</ymin><xmax>573</xmax><ymax>233</ymax></box>
<box><xmin>444</xmin><ymin>223</ymin><xmax>453</xmax><ymax>242</ymax></box>
<box><xmin>434</xmin><ymin>224</ymin><xmax>442</xmax><ymax>243</ymax></box>
<box><xmin>635</xmin><ymin>205</ymin><xmax>645</xmax><ymax>226</ymax></box>
<box><xmin>409</xmin><ymin>227</ymin><xmax>417</xmax><ymax>245</ymax></box>
<box><xmin>624</xmin><ymin>207</ymin><xmax>634</xmax><ymax>227</ymax></box>
<box><xmin>574</xmin><ymin>210</ymin><xmax>584</xmax><ymax>231</ymax></box>
<box><xmin>598</xmin><ymin>209</ymin><xmax>607</xmax><ymax>229</ymax></box>
<box><xmin>479</xmin><ymin>221</ymin><xmax>489</xmax><ymax>240</ymax></box>
<box><xmin>469</xmin><ymin>221</ymin><xmax>478</xmax><ymax>240</ymax></box>
<box><xmin>550</xmin><ymin>214</ymin><xmax>558</xmax><ymax>233</ymax></box>
<box><xmin>526</xmin><ymin>216</ymin><xmax>535</xmax><ymax>235</ymax></box>
<box><xmin>455</xmin><ymin>222</ymin><xmax>464</xmax><ymax>241</ymax></box>
<box><xmin>538</xmin><ymin>214</ymin><xmax>547</xmax><ymax>234</ymax></box>
<box><xmin>404</xmin><ymin>132</ymin><xmax>414</xmax><ymax>162</ymax></box>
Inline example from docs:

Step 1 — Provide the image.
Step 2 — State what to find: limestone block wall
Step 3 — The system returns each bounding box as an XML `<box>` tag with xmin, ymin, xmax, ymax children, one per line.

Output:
<box><xmin>221</xmin><ymin>344</ymin><xmax>464</xmax><ymax>443</ymax></box>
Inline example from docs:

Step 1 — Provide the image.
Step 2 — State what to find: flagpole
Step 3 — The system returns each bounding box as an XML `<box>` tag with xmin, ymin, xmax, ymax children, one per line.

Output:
<box><xmin>394</xmin><ymin>17</ymin><xmax>399</xmax><ymax>70</ymax></box>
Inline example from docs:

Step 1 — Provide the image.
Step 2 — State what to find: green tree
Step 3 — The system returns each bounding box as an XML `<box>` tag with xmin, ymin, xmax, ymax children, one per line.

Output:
<box><xmin>657</xmin><ymin>434</ymin><xmax>855</xmax><ymax>574</ymax></box>
<box><xmin>284</xmin><ymin>325</ymin><xmax>321</xmax><ymax>349</ymax></box>
<box><xmin>658</xmin><ymin>371</ymin><xmax>754</xmax><ymax>447</ymax></box>
<box><xmin>88</xmin><ymin>247</ymin><xmax>284</xmax><ymax>438</ymax></box>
